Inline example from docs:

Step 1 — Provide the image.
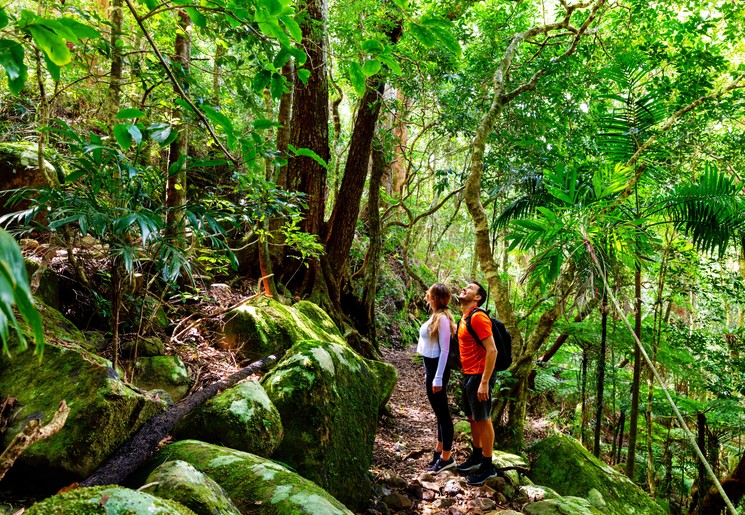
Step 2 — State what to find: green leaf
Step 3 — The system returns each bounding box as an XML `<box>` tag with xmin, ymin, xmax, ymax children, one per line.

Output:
<box><xmin>297</xmin><ymin>68</ymin><xmax>311</xmax><ymax>84</ymax></box>
<box><xmin>128</xmin><ymin>124</ymin><xmax>143</xmax><ymax>146</ymax></box>
<box><xmin>289</xmin><ymin>47</ymin><xmax>307</xmax><ymax>66</ymax></box>
<box><xmin>273</xmin><ymin>48</ymin><xmax>290</xmax><ymax>69</ymax></box>
<box><xmin>116</xmin><ymin>107</ymin><xmax>145</xmax><ymax>119</ymax></box>
<box><xmin>280</xmin><ymin>15</ymin><xmax>302</xmax><ymax>42</ymax></box>
<box><xmin>0</xmin><ymin>8</ymin><xmax>8</xmax><ymax>30</ymax></box>
<box><xmin>361</xmin><ymin>58</ymin><xmax>381</xmax><ymax>77</ymax></box>
<box><xmin>392</xmin><ymin>0</ymin><xmax>408</xmax><ymax>8</ymax></box>
<box><xmin>26</xmin><ymin>24</ymin><xmax>70</xmax><ymax>66</ymax></box>
<box><xmin>36</xmin><ymin>18</ymin><xmax>78</xmax><ymax>44</ymax></box>
<box><xmin>148</xmin><ymin>123</ymin><xmax>177</xmax><ymax>146</ymax></box>
<box><xmin>270</xmin><ymin>72</ymin><xmax>285</xmax><ymax>98</ymax></box>
<box><xmin>378</xmin><ymin>53</ymin><xmax>401</xmax><ymax>75</ymax></box>
<box><xmin>57</xmin><ymin>18</ymin><xmax>102</xmax><ymax>39</ymax></box>
<box><xmin>258</xmin><ymin>20</ymin><xmax>290</xmax><ymax>48</ymax></box>
<box><xmin>408</xmin><ymin>22</ymin><xmax>436</xmax><ymax>48</ymax></box>
<box><xmin>348</xmin><ymin>61</ymin><xmax>366</xmax><ymax>96</ymax></box>
<box><xmin>202</xmin><ymin>105</ymin><xmax>234</xmax><ymax>134</ymax></box>
<box><xmin>428</xmin><ymin>25</ymin><xmax>461</xmax><ymax>56</ymax></box>
<box><xmin>43</xmin><ymin>53</ymin><xmax>60</xmax><ymax>82</ymax></box>
<box><xmin>253</xmin><ymin>69</ymin><xmax>272</xmax><ymax>93</ymax></box>
<box><xmin>0</xmin><ymin>40</ymin><xmax>28</xmax><ymax>94</ymax></box>
<box><xmin>361</xmin><ymin>39</ymin><xmax>385</xmax><ymax>54</ymax></box>
<box><xmin>185</xmin><ymin>8</ymin><xmax>207</xmax><ymax>28</ymax></box>
<box><xmin>288</xmin><ymin>144</ymin><xmax>328</xmax><ymax>168</ymax></box>
<box><xmin>144</xmin><ymin>0</ymin><xmax>158</xmax><ymax>9</ymax></box>
<box><xmin>113</xmin><ymin>123</ymin><xmax>133</xmax><ymax>149</ymax></box>
<box><xmin>253</xmin><ymin>119</ymin><xmax>281</xmax><ymax>130</ymax></box>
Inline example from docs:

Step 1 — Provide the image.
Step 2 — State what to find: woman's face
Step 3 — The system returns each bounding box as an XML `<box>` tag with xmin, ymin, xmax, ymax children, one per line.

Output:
<box><xmin>425</xmin><ymin>287</ymin><xmax>438</xmax><ymax>311</ymax></box>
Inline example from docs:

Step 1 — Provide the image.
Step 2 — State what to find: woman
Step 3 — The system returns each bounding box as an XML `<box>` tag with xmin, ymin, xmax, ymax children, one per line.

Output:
<box><xmin>417</xmin><ymin>282</ymin><xmax>457</xmax><ymax>473</ymax></box>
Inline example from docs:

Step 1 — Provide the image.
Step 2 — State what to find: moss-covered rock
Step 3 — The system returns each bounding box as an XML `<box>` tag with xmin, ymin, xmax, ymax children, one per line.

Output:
<box><xmin>24</xmin><ymin>260</ymin><xmax>60</xmax><ymax>310</ymax></box>
<box><xmin>262</xmin><ymin>340</ymin><xmax>397</xmax><ymax>511</ymax></box>
<box><xmin>522</xmin><ymin>496</ymin><xmax>605</xmax><ymax>515</ymax></box>
<box><xmin>0</xmin><ymin>305</ymin><xmax>165</xmax><ymax>490</ymax></box>
<box><xmin>528</xmin><ymin>434</ymin><xmax>665</xmax><ymax>515</ymax></box>
<box><xmin>172</xmin><ymin>379</ymin><xmax>282</xmax><ymax>457</ymax></box>
<box><xmin>122</xmin><ymin>336</ymin><xmax>165</xmax><ymax>357</ymax></box>
<box><xmin>141</xmin><ymin>460</ymin><xmax>240</xmax><ymax>515</ymax></box>
<box><xmin>221</xmin><ymin>297</ymin><xmax>346</xmax><ymax>360</ymax></box>
<box><xmin>141</xmin><ymin>440</ymin><xmax>352</xmax><ymax>514</ymax></box>
<box><xmin>134</xmin><ymin>355</ymin><xmax>190</xmax><ymax>401</ymax></box>
<box><xmin>25</xmin><ymin>485</ymin><xmax>195</xmax><ymax>514</ymax></box>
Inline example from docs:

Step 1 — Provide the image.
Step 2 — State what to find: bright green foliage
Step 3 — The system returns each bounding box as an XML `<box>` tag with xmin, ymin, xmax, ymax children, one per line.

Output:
<box><xmin>0</xmin><ymin>228</ymin><xmax>43</xmax><ymax>356</ymax></box>
<box><xmin>25</xmin><ymin>486</ymin><xmax>195</xmax><ymax>515</ymax></box>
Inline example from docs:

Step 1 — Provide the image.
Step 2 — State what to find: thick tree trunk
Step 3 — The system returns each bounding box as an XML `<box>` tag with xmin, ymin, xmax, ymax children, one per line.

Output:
<box><xmin>165</xmin><ymin>9</ymin><xmax>191</xmax><ymax>236</ymax></box>
<box><xmin>286</xmin><ymin>0</ymin><xmax>330</xmax><ymax>239</ymax></box>
<box><xmin>80</xmin><ymin>355</ymin><xmax>277</xmax><ymax>487</ymax></box>
<box><xmin>626</xmin><ymin>265</ymin><xmax>642</xmax><ymax>479</ymax></box>
<box><xmin>275</xmin><ymin>60</ymin><xmax>294</xmax><ymax>189</ymax></box>
<box><xmin>391</xmin><ymin>89</ymin><xmax>409</xmax><ymax>197</ymax></box>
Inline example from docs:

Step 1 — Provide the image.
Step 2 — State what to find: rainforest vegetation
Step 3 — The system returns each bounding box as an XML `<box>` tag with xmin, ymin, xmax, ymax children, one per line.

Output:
<box><xmin>1</xmin><ymin>0</ymin><xmax>745</xmax><ymax>513</ymax></box>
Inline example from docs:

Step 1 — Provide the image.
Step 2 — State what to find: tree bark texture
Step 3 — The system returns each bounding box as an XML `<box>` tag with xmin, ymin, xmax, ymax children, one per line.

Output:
<box><xmin>107</xmin><ymin>0</ymin><xmax>124</xmax><ymax>124</ymax></box>
<box><xmin>80</xmin><ymin>355</ymin><xmax>277</xmax><ymax>487</ymax></box>
<box><xmin>691</xmin><ymin>450</ymin><xmax>745</xmax><ymax>515</ymax></box>
<box><xmin>593</xmin><ymin>290</ymin><xmax>608</xmax><ymax>457</ymax></box>
<box><xmin>286</xmin><ymin>0</ymin><xmax>330</xmax><ymax>238</ymax></box>
<box><xmin>275</xmin><ymin>59</ymin><xmax>294</xmax><ymax>189</ymax></box>
<box><xmin>391</xmin><ymin>89</ymin><xmax>409</xmax><ymax>197</ymax></box>
<box><xmin>626</xmin><ymin>264</ymin><xmax>643</xmax><ymax>479</ymax></box>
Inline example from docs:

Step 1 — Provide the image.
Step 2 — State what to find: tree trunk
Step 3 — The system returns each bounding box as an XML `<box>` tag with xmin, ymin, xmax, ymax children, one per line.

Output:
<box><xmin>360</xmin><ymin>138</ymin><xmax>387</xmax><ymax>345</ymax></box>
<box><xmin>580</xmin><ymin>345</ymin><xmax>589</xmax><ymax>446</ymax></box>
<box><xmin>275</xmin><ymin>60</ymin><xmax>294</xmax><ymax>189</ymax></box>
<box><xmin>626</xmin><ymin>264</ymin><xmax>642</xmax><ymax>479</ymax></box>
<box><xmin>391</xmin><ymin>89</ymin><xmax>409</xmax><ymax>197</ymax></box>
<box><xmin>80</xmin><ymin>355</ymin><xmax>277</xmax><ymax>487</ymax></box>
<box><xmin>165</xmin><ymin>9</ymin><xmax>191</xmax><ymax>237</ymax></box>
<box><xmin>593</xmin><ymin>290</ymin><xmax>608</xmax><ymax>457</ymax></box>
<box><xmin>107</xmin><ymin>0</ymin><xmax>124</xmax><ymax>124</ymax></box>
<box><xmin>285</xmin><ymin>0</ymin><xmax>330</xmax><ymax>239</ymax></box>
<box><xmin>260</xmin><ymin>90</ymin><xmax>279</xmax><ymax>299</ymax></box>
<box><xmin>691</xmin><ymin>450</ymin><xmax>745</xmax><ymax>515</ymax></box>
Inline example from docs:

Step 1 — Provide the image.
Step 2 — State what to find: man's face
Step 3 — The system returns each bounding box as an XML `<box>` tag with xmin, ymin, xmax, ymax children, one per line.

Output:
<box><xmin>458</xmin><ymin>283</ymin><xmax>481</xmax><ymax>304</ymax></box>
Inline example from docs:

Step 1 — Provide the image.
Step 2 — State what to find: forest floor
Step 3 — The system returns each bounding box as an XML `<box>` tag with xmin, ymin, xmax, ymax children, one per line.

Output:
<box><xmin>370</xmin><ymin>345</ymin><xmax>529</xmax><ymax>514</ymax></box>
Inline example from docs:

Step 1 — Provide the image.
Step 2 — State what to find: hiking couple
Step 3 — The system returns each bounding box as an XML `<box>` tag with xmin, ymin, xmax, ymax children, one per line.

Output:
<box><xmin>417</xmin><ymin>282</ymin><xmax>499</xmax><ymax>486</ymax></box>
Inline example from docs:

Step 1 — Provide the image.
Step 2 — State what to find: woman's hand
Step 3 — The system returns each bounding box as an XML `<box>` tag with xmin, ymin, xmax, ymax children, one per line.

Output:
<box><xmin>432</xmin><ymin>385</ymin><xmax>442</xmax><ymax>393</ymax></box>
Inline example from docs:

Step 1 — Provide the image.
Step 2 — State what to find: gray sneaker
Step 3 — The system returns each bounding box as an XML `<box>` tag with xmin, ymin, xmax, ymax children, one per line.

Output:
<box><xmin>428</xmin><ymin>457</ymin><xmax>456</xmax><ymax>474</ymax></box>
<box><xmin>456</xmin><ymin>453</ymin><xmax>482</xmax><ymax>473</ymax></box>
<box><xmin>466</xmin><ymin>464</ymin><xmax>498</xmax><ymax>485</ymax></box>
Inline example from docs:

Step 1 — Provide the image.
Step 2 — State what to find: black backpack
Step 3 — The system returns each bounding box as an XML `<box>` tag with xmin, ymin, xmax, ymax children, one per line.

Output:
<box><xmin>453</xmin><ymin>308</ymin><xmax>512</xmax><ymax>372</ymax></box>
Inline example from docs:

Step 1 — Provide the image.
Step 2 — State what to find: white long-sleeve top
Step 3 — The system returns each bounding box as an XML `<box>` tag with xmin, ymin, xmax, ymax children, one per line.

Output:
<box><xmin>416</xmin><ymin>314</ymin><xmax>451</xmax><ymax>388</ymax></box>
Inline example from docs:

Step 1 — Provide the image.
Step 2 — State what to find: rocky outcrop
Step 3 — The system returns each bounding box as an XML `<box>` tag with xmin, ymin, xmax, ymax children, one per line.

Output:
<box><xmin>133</xmin><ymin>355</ymin><xmax>190</xmax><ymax>401</ymax></box>
<box><xmin>172</xmin><ymin>379</ymin><xmax>283</xmax><ymax>457</ymax></box>
<box><xmin>141</xmin><ymin>439</ymin><xmax>352</xmax><ymax>514</ymax></box>
<box><xmin>141</xmin><ymin>460</ymin><xmax>240</xmax><ymax>515</ymax></box>
<box><xmin>529</xmin><ymin>433</ymin><xmax>666</xmax><ymax>515</ymax></box>
<box><xmin>25</xmin><ymin>485</ymin><xmax>195</xmax><ymax>514</ymax></box>
<box><xmin>220</xmin><ymin>297</ymin><xmax>346</xmax><ymax>360</ymax></box>
<box><xmin>0</xmin><ymin>303</ymin><xmax>165</xmax><ymax>492</ymax></box>
<box><xmin>262</xmin><ymin>339</ymin><xmax>397</xmax><ymax>511</ymax></box>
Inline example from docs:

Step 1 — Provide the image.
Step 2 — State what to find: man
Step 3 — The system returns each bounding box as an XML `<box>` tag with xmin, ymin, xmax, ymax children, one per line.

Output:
<box><xmin>455</xmin><ymin>281</ymin><xmax>499</xmax><ymax>485</ymax></box>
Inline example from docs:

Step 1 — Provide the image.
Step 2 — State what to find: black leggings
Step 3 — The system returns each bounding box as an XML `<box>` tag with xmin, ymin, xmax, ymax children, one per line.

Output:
<box><xmin>423</xmin><ymin>356</ymin><xmax>454</xmax><ymax>452</ymax></box>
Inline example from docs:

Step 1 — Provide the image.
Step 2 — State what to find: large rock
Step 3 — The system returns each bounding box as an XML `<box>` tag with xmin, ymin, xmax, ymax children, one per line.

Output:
<box><xmin>172</xmin><ymin>379</ymin><xmax>283</xmax><ymax>457</ymax></box>
<box><xmin>133</xmin><ymin>355</ymin><xmax>191</xmax><ymax>401</ymax></box>
<box><xmin>0</xmin><ymin>142</ymin><xmax>61</xmax><ymax>217</ymax></box>
<box><xmin>522</xmin><ymin>496</ymin><xmax>605</xmax><ymax>515</ymax></box>
<box><xmin>528</xmin><ymin>434</ymin><xmax>665</xmax><ymax>515</ymax></box>
<box><xmin>221</xmin><ymin>297</ymin><xmax>346</xmax><ymax>359</ymax></box>
<box><xmin>25</xmin><ymin>485</ymin><xmax>195</xmax><ymax>514</ymax></box>
<box><xmin>141</xmin><ymin>440</ymin><xmax>352</xmax><ymax>514</ymax></box>
<box><xmin>141</xmin><ymin>460</ymin><xmax>240</xmax><ymax>515</ymax></box>
<box><xmin>0</xmin><ymin>303</ymin><xmax>165</xmax><ymax>491</ymax></box>
<box><xmin>262</xmin><ymin>340</ymin><xmax>397</xmax><ymax>511</ymax></box>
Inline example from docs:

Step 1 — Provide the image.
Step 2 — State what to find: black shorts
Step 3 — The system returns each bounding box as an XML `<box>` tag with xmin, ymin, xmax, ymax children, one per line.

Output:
<box><xmin>462</xmin><ymin>371</ymin><xmax>497</xmax><ymax>422</ymax></box>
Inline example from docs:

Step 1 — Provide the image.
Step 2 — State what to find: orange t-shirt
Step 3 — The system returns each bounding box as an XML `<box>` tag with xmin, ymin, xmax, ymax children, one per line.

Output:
<box><xmin>458</xmin><ymin>307</ymin><xmax>493</xmax><ymax>375</ymax></box>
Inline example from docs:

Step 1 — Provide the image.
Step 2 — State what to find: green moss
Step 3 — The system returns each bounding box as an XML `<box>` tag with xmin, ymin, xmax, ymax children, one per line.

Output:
<box><xmin>523</xmin><ymin>496</ymin><xmax>605</xmax><ymax>515</ymax></box>
<box><xmin>221</xmin><ymin>298</ymin><xmax>346</xmax><ymax>360</ymax></box>
<box><xmin>141</xmin><ymin>440</ymin><xmax>352</xmax><ymax>514</ymax></box>
<box><xmin>262</xmin><ymin>340</ymin><xmax>397</xmax><ymax>511</ymax></box>
<box><xmin>172</xmin><ymin>379</ymin><xmax>282</xmax><ymax>457</ymax></box>
<box><xmin>528</xmin><ymin>434</ymin><xmax>665</xmax><ymax>515</ymax></box>
<box><xmin>25</xmin><ymin>486</ymin><xmax>195</xmax><ymax>514</ymax></box>
<box><xmin>134</xmin><ymin>355</ymin><xmax>190</xmax><ymax>401</ymax></box>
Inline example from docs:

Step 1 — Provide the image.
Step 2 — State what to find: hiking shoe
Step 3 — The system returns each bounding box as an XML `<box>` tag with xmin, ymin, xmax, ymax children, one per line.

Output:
<box><xmin>466</xmin><ymin>464</ymin><xmax>498</xmax><ymax>486</ymax></box>
<box><xmin>456</xmin><ymin>453</ymin><xmax>482</xmax><ymax>473</ymax></box>
<box><xmin>427</xmin><ymin>451</ymin><xmax>441</xmax><ymax>468</ymax></box>
<box><xmin>428</xmin><ymin>457</ymin><xmax>456</xmax><ymax>474</ymax></box>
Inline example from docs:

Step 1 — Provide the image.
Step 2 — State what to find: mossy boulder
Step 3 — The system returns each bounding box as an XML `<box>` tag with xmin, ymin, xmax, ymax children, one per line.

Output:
<box><xmin>221</xmin><ymin>297</ymin><xmax>346</xmax><ymax>360</ymax></box>
<box><xmin>262</xmin><ymin>340</ymin><xmax>397</xmax><ymax>511</ymax></box>
<box><xmin>528</xmin><ymin>434</ymin><xmax>665</xmax><ymax>515</ymax></box>
<box><xmin>522</xmin><ymin>496</ymin><xmax>605</xmax><ymax>515</ymax></box>
<box><xmin>134</xmin><ymin>355</ymin><xmax>190</xmax><ymax>401</ymax></box>
<box><xmin>25</xmin><ymin>485</ymin><xmax>195</xmax><ymax>514</ymax></box>
<box><xmin>0</xmin><ymin>142</ymin><xmax>61</xmax><ymax>217</ymax></box>
<box><xmin>172</xmin><ymin>379</ymin><xmax>282</xmax><ymax>457</ymax></box>
<box><xmin>24</xmin><ymin>260</ymin><xmax>60</xmax><ymax>310</ymax></box>
<box><xmin>141</xmin><ymin>460</ymin><xmax>240</xmax><ymax>515</ymax></box>
<box><xmin>0</xmin><ymin>306</ymin><xmax>165</xmax><ymax>491</ymax></box>
<box><xmin>141</xmin><ymin>440</ymin><xmax>352</xmax><ymax>514</ymax></box>
<box><xmin>122</xmin><ymin>336</ymin><xmax>165</xmax><ymax>357</ymax></box>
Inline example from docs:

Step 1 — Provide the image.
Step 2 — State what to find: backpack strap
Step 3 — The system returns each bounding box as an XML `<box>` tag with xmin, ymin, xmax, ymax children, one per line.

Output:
<box><xmin>464</xmin><ymin>307</ymin><xmax>487</xmax><ymax>350</ymax></box>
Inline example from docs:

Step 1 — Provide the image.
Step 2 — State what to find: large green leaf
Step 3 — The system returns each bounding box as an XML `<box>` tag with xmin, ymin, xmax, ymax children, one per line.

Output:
<box><xmin>0</xmin><ymin>39</ymin><xmax>27</xmax><ymax>94</ymax></box>
<box><xmin>280</xmin><ymin>15</ymin><xmax>302</xmax><ymax>42</ymax></box>
<box><xmin>185</xmin><ymin>8</ymin><xmax>207</xmax><ymax>29</ymax></box>
<box><xmin>116</xmin><ymin>107</ymin><xmax>145</xmax><ymax>119</ymax></box>
<box><xmin>288</xmin><ymin>144</ymin><xmax>327</xmax><ymax>168</ymax></box>
<box><xmin>361</xmin><ymin>58</ymin><xmax>381</xmax><ymax>77</ymax></box>
<box><xmin>57</xmin><ymin>18</ymin><xmax>102</xmax><ymax>40</ymax></box>
<box><xmin>202</xmin><ymin>105</ymin><xmax>234</xmax><ymax>134</ymax></box>
<box><xmin>0</xmin><ymin>229</ymin><xmax>44</xmax><ymax>357</ymax></box>
<box><xmin>113</xmin><ymin>123</ymin><xmax>133</xmax><ymax>149</ymax></box>
<box><xmin>26</xmin><ymin>24</ymin><xmax>70</xmax><ymax>66</ymax></box>
<box><xmin>0</xmin><ymin>8</ymin><xmax>8</xmax><ymax>30</ymax></box>
<box><xmin>348</xmin><ymin>61</ymin><xmax>366</xmax><ymax>96</ymax></box>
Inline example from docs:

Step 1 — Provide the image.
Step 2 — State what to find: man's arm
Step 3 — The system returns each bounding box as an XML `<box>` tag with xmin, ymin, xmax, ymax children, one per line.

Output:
<box><xmin>478</xmin><ymin>334</ymin><xmax>497</xmax><ymax>401</ymax></box>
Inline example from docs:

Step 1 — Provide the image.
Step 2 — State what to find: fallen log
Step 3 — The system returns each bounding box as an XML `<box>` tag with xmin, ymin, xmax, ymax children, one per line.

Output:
<box><xmin>80</xmin><ymin>354</ymin><xmax>277</xmax><ymax>487</ymax></box>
